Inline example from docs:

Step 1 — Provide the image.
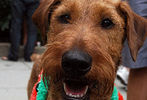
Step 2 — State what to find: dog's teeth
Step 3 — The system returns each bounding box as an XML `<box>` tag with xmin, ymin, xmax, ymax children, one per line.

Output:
<box><xmin>84</xmin><ymin>86</ymin><xmax>88</xmax><ymax>94</ymax></box>
<box><xmin>66</xmin><ymin>92</ymin><xmax>84</xmax><ymax>98</ymax></box>
<box><xmin>66</xmin><ymin>93</ymin><xmax>69</xmax><ymax>95</ymax></box>
<box><xmin>63</xmin><ymin>82</ymin><xmax>88</xmax><ymax>98</ymax></box>
<box><xmin>69</xmin><ymin>93</ymin><xmax>72</xmax><ymax>97</ymax></box>
<box><xmin>77</xmin><ymin>95</ymin><xmax>80</xmax><ymax>98</ymax></box>
<box><xmin>69</xmin><ymin>93</ymin><xmax>75</xmax><ymax>98</ymax></box>
<box><xmin>80</xmin><ymin>94</ymin><xmax>84</xmax><ymax>97</ymax></box>
<box><xmin>73</xmin><ymin>95</ymin><xmax>77</xmax><ymax>98</ymax></box>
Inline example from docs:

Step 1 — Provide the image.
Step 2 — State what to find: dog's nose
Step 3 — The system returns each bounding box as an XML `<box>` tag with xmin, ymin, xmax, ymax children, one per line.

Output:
<box><xmin>62</xmin><ymin>50</ymin><xmax>92</xmax><ymax>77</ymax></box>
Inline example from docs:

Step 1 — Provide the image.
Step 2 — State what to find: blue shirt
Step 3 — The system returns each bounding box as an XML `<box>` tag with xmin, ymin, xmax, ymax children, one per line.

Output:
<box><xmin>129</xmin><ymin>0</ymin><xmax>147</xmax><ymax>17</ymax></box>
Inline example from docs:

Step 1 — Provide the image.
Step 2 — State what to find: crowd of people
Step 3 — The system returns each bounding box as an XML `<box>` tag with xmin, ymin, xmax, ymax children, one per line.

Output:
<box><xmin>2</xmin><ymin>0</ymin><xmax>43</xmax><ymax>62</ymax></box>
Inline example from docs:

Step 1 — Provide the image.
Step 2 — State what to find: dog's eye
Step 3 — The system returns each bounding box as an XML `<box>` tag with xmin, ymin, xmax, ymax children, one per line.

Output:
<box><xmin>58</xmin><ymin>14</ymin><xmax>71</xmax><ymax>24</ymax></box>
<box><xmin>101</xmin><ymin>18</ymin><xmax>114</xmax><ymax>29</ymax></box>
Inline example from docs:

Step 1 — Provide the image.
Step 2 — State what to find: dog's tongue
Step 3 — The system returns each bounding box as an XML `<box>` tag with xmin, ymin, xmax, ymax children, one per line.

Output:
<box><xmin>63</xmin><ymin>82</ymin><xmax>88</xmax><ymax>98</ymax></box>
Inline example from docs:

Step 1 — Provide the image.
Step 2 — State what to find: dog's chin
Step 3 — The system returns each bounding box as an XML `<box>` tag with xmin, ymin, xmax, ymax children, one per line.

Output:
<box><xmin>62</xmin><ymin>79</ymin><xmax>90</xmax><ymax>100</ymax></box>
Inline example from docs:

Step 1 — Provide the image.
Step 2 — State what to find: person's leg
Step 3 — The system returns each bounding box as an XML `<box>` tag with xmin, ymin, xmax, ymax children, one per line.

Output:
<box><xmin>8</xmin><ymin>0</ymin><xmax>25</xmax><ymax>61</ymax></box>
<box><xmin>127</xmin><ymin>67</ymin><xmax>147</xmax><ymax>100</ymax></box>
<box><xmin>24</xmin><ymin>1</ymin><xmax>39</xmax><ymax>61</ymax></box>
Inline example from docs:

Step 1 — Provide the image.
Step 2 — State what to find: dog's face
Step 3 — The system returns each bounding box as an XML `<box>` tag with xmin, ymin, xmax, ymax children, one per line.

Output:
<box><xmin>33</xmin><ymin>0</ymin><xmax>147</xmax><ymax>100</ymax></box>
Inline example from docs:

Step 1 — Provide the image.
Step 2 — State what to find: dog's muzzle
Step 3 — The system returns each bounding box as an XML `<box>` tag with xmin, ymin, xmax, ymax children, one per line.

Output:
<box><xmin>62</xmin><ymin>49</ymin><xmax>92</xmax><ymax>77</ymax></box>
<box><xmin>61</xmin><ymin>49</ymin><xmax>92</xmax><ymax>99</ymax></box>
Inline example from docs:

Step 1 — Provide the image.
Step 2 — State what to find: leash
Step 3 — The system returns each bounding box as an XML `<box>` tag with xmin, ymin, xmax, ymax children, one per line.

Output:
<box><xmin>30</xmin><ymin>71</ymin><xmax>123</xmax><ymax>100</ymax></box>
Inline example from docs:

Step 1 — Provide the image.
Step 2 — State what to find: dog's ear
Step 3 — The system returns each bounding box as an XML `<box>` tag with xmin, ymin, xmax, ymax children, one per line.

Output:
<box><xmin>32</xmin><ymin>0</ymin><xmax>61</xmax><ymax>44</ymax></box>
<box><xmin>118</xmin><ymin>1</ymin><xmax>147</xmax><ymax>61</ymax></box>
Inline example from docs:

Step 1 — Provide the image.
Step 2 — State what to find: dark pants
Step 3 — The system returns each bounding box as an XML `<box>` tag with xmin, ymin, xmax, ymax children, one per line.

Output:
<box><xmin>8</xmin><ymin>0</ymin><xmax>39</xmax><ymax>61</ymax></box>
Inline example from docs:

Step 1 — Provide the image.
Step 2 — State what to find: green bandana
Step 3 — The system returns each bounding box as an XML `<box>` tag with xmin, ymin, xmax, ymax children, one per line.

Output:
<box><xmin>36</xmin><ymin>76</ymin><xmax>48</xmax><ymax>100</ymax></box>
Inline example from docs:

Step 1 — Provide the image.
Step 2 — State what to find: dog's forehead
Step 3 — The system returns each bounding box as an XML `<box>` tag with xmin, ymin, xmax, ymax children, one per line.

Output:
<box><xmin>62</xmin><ymin>0</ymin><xmax>120</xmax><ymax>6</ymax></box>
<box><xmin>54</xmin><ymin>0</ymin><xmax>122</xmax><ymax>22</ymax></box>
<box><xmin>59</xmin><ymin>0</ymin><xmax>121</xmax><ymax>14</ymax></box>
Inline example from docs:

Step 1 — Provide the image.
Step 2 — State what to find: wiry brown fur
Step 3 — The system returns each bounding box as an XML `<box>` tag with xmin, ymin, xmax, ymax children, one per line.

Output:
<box><xmin>27</xmin><ymin>58</ymin><xmax>42</xmax><ymax>98</ymax></box>
<box><xmin>27</xmin><ymin>0</ymin><xmax>147</xmax><ymax>100</ymax></box>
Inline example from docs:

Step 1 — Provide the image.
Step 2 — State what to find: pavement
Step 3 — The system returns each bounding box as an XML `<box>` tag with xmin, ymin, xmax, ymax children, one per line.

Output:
<box><xmin>0</xmin><ymin>59</ymin><xmax>33</xmax><ymax>100</ymax></box>
<box><xmin>0</xmin><ymin>43</ymin><xmax>127</xmax><ymax>100</ymax></box>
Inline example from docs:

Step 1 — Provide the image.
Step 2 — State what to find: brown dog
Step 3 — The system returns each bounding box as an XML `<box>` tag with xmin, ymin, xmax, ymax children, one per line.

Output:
<box><xmin>27</xmin><ymin>0</ymin><xmax>147</xmax><ymax>100</ymax></box>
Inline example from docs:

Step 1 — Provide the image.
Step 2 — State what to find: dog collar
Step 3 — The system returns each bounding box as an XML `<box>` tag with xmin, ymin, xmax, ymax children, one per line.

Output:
<box><xmin>30</xmin><ymin>72</ymin><xmax>123</xmax><ymax>100</ymax></box>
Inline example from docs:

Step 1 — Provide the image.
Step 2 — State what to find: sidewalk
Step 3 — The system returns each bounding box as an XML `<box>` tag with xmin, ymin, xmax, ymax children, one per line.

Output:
<box><xmin>0</xmin><ymin>59</ymin><xmax>33</xmax><ymax>100</ymax></box>
<box><xmin>0</xmin><ymin>43</ymin><xmax>45</xmax><ymax>57</ymax></box>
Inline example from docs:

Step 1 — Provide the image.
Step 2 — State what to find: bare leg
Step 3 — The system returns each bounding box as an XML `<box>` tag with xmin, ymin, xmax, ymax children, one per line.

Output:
<box><xmin>127</xmin><ymin>67</ymin><xmax>147</xmax><ymax>100</ymax></box>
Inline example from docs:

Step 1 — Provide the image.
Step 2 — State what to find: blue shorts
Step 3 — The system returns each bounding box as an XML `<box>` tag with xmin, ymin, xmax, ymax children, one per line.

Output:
<box><xmin>122</xmin><ymin>39</ymin><xmax>147</xmax><ymax>68</ymax></box>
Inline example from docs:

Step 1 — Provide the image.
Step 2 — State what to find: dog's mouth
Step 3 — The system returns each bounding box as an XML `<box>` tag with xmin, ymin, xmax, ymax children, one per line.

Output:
<box><xmin>63</xmin><ymin>79</ymin><xmax>89</xmax><ymax>99</ymax></box>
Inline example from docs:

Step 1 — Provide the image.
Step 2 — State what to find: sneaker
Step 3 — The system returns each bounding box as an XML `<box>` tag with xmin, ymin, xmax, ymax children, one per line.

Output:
<box><xmin>117</xmin><ymin>65</ymin><xmax>129</xmax><ymax>85</ymax></box>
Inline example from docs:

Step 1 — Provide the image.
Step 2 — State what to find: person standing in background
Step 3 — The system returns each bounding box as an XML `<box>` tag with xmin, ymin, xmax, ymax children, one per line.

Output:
<box><xmin>2</xmin><ymin>0</ymin><xmax>42</xmax><ymax>61</ymax></box>
<box><xmin>122</xmin><ymin>0</ymin><xmax>147</xmax><ymax>100</ymax></box>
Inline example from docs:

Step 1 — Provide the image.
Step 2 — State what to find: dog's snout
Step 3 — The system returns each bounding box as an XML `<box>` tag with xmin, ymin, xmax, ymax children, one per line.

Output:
<box><xmin>62</xmin><ymin>50</ymin><xmax>92</xmax><ymax>76</ymax></box>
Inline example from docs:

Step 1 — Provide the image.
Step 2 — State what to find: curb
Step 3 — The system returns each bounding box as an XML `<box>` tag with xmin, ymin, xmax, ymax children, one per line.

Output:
<box><xmin>0</xmin><ymin>43</ymin><xmax>45</xmax><ymax>57</ymax></box>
